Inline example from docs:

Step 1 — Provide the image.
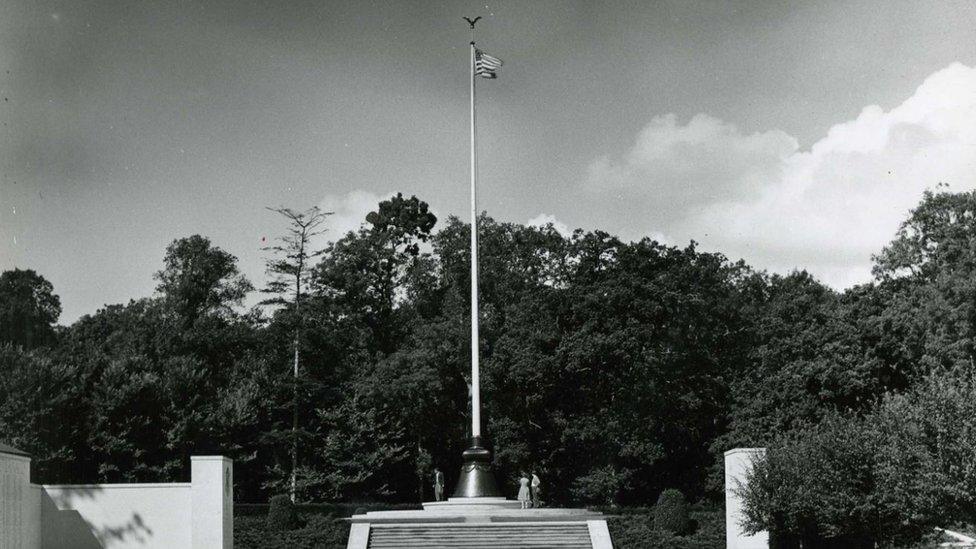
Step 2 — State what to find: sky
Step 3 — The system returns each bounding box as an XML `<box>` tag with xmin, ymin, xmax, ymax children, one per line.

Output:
<box><xmin>2</xmin><ymin>0</ymin><xmax>975</xmax><ymax>324</ymax></box>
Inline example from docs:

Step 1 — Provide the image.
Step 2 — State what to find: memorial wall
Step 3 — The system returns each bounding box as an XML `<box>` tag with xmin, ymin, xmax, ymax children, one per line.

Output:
<box><xmin>0</xmin><ymin>448</ymin><xmax>231</xmax><ymax>549</ymax></box>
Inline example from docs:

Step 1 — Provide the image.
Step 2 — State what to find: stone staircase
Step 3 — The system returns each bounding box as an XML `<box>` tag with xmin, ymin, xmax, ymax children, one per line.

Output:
<box><xmin>367</xmin><ymin>522</ymin><xmax>593</xmax><ymax>548</ymax></box>
<box><xmin>346</xmin><ymin>498</ymin><xmax>611</xmax><ymax>548</ymax></box>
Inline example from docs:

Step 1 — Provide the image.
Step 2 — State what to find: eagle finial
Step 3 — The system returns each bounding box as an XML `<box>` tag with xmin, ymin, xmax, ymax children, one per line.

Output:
<box><xmin>463</xmin><ymin>16</ymin><xmax>482</xmax><ymax>30</ymax></box>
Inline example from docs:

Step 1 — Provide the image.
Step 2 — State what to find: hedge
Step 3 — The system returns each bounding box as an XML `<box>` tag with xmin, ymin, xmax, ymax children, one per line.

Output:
<box><xmin>607</xmin><ymin>506</ymin><xmax>724</xmax><ymax>549</ymax></box>
<box><xmin>236</xmin><ymin>514</ymin><xmax>348</xmax><ymax>549</ymax></box>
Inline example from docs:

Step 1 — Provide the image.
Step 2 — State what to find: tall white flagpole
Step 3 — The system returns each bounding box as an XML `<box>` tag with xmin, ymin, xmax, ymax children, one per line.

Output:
<box><xmin>455</xmin><ymin>17</ymin><xmax>501</xmax><ymax>498</ymax></box>
<box><xmin>469</xmin><ymin>39</ymin><xmax>481</xmax><ymax>439</ymax></box>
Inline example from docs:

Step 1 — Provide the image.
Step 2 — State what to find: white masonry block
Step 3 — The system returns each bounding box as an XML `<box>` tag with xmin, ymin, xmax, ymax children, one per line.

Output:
<box><xmin>725</xmin><ymin>448</ymin><xmax>768</xmax><ymax>549</ymax></box>
<box><xmin>191</xmin><ymin>456</ymin><xmax>233</xmax><ymax>549</ymax></box>
<box><xmin>587</xmin><ymin>519</ymin><xmax>613</xmax><ymax>549</ymax></box>
<box><xmin>0</xmin><ymin>448</ymin><xmax>40</xmax><ymax>549</ymax></box>
<box><xmin>346</xmin><ymin>522</ymin><xmax>370</xmax><ymax>549</ymax></box>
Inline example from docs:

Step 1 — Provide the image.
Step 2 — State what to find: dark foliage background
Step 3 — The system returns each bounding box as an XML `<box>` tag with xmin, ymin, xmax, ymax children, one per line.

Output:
<box><xmin>4</xmin><ymin>190</ymin><xmax>976</xmax><ymax>543</ymax></box>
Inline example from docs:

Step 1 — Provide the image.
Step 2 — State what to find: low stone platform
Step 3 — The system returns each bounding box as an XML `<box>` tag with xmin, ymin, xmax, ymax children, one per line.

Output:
<box><xmin>346</xmin><ymin>498</ymin><xmax>612</xmax><ymax>548</ymax></box>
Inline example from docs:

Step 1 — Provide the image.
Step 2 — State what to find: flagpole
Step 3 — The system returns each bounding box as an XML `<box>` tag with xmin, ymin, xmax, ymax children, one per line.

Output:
<box><xmin>454</xmin><ymin>19</ymin><xmax>502</xmax><ymax>499</ymax></box>
<box><xmin>469</xmin><ymin>39</ymin><xmax>481</xmax><ymax>440</ymax></box>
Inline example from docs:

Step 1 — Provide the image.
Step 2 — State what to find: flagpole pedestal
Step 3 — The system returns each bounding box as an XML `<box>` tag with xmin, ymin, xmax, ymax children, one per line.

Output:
<box><xmin>453</xmin><ymin>436</ymin><xmax>503</xmax><ymax>498</ymax></box>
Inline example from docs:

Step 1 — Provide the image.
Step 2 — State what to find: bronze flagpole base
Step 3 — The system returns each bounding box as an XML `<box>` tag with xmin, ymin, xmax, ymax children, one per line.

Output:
<box><xmin>452</xmin><ymin>435</ymin><xmax>503</xmax><ymax>498</ymax></box>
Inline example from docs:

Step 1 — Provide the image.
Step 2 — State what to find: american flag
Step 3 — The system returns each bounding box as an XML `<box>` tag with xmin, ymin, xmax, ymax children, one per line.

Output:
<box><xmin>475</xmin><ymin>49</ymin><xmax>503</xmax><ymax>79</ymax></box>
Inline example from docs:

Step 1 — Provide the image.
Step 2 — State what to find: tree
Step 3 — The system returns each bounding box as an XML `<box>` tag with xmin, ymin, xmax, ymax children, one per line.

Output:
<box><xmin>870</xmin><ymin>190</ymin><xmax>976</xmax><ymax>372</ymax></box>
<box><xmin>311</xmin><ymin>194</ymin><xmax>438</xmax><ymax>500</ymax></box>
<box><xmin>873</xmin><ymin>189</ymin><xmax>976</xmax><ymax>282</ymax></box>
<box><xmin>315</xmin><ymin>193</ymin><xmax>437</xmax><ymax>355</ymax></box>
<box><xmin>262</xmin><ymin>206</ymin><xmax>330</xmax><ymax>502</ymax></box>
<box><xmin>715</xmin><ymin>272</ymin><xmax>866</xmax><ymax>450</ymax></box>
<box><xmin>154</xmin><ymin>235</ymin><xmax>252</xmax><ymax>326</ymax></box>
<box><xmin>739</xmin><ymin>413</ymin><xmax>881</xmax><ymax>547</ymax></box>
<box><xmin>872</xmin><ymin>368</ymin><xmax>976</xmax><ymax>536</ymax></box>
<box><xmin>0</xmin><ymin>268</ymin><xmax>62</xmax><ymax>348</ymax></box>
<box><xmin>0</xmin><ymin>345</ymin><xmax>90</xmax><ymax>482</ymax></box>
<box><xmin>432</xmin><ymin>217</ymin><xmax>747</xmax><ymax>504</ymax></box>
<box><xmin>740</xmin><ymin>368</ymin><xmax>976</xmax><ymax>547</ymax></box>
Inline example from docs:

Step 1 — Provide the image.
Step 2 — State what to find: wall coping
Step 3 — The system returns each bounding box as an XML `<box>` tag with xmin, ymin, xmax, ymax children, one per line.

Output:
<box><xmin>0</xmin><ymin>442</ymin><xmax>30</xmax><ymax>457</ymax></box>
<box><xmin>724</xmin><ymin>448</ymin><xmax>766</xmax><ymax>457</ymax></box>
<box><xmin>42</xmin><ymin>483</ymin><xmax>192</xmax><ymax>489</ymax></box>
<box><xmin>190</xmin><ymin>456</ymin><xmax>231</xmax><ymax>462</ymax></box>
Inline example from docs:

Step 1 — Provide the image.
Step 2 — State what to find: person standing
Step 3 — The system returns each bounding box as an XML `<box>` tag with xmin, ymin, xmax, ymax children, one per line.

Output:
<box><xmin>517</xmin><ymin>472</ymin><xmax>531</xmax><ymax>509</ymax></box>
<box><xmin>433</xmin><ymin>468</ymin><xmax>445</xmax><ymax>502</ymax></box>
<box><xmin>531</xmin><ymin>471</ymin><xmax>541</xmax><ymax>508</ymax></box>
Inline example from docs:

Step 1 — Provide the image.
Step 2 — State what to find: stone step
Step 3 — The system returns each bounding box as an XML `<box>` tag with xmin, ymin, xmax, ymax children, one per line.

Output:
<box><xmin>367</xmin><ymin>523</ymin><xmax>593</xmax><ymax>548</ymax></box>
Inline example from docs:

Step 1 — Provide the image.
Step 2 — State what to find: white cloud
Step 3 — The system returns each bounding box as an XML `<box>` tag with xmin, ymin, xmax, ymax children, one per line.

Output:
<box><xmin>586</xmin><ymin>63</ymin><xmax>976</xmax><ymax>288</ymax></box>
<box><xmin>527</xmin><ymin>213</ymin><xmax>572</xmax><ymax>237</ymax></box>
<box><xmin>587</xmin><ymin>113</ymin><xmax>798</xmax><ymax>210</ymax></box>
<box><xmin>315</xmin><ymin>189</ymin><xmax>395</xmax><ymax>248</ymax></box>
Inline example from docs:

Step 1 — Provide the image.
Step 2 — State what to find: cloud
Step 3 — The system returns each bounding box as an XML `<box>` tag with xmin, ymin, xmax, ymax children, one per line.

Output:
<box><xmin>587</xmin><ymin>113</ymin><xmax>798</xmax><ymax>210</ymax></box>
<box><xmin>315</xmin><ymin>189</ymin><xmax>395</xmax><ymax>248</ymax></box>
<box><xmin>586</xmin><ymin>63</ymin><xmax>976</xmax><ymax>288</ymax></box>
<box><xmin>527</xmin><ymin>213</ymin><xmax>572</xmax><ymax>237</ymax></box>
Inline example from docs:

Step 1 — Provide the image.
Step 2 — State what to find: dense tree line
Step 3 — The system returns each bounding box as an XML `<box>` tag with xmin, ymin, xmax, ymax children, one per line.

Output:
<box><xmin>3</xmin><ymin>190</ymin><xmax>976</xmax><ymax>532</ymax></box>
<box><xmin>739</xmin><ymin>191</ymin><xmax>976</xmax><ymax>546</ymax></box>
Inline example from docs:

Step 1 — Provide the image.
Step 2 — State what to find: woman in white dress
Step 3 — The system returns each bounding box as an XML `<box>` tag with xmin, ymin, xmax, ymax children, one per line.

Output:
<box><xmin>517</xmin><ymin>472</ymin><xmax>531</xmax><ymax>509</ymax></box>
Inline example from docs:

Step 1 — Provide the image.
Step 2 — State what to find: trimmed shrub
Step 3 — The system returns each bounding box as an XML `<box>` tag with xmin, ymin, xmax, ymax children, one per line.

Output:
<box><xmin>237</xmin><ymin>514</ymin><xmax>348</xmax><ymax>549</ymax></box>
<box><xmin>653</xmin><ymin>489</ymin><xmax>691</xmax><ymax>535</ymax></box>
<box><xmin>266</xmin><ymin>495</ymin><xmax>300</xmax><ymax>531</ymax></box>
<box><xmin>606</xmin><ymin>505</ymin><xmax>723</xmax><ymax>549</ymax></box>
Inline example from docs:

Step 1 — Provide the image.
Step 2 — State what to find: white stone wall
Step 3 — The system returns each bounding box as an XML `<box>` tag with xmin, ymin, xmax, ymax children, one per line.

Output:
<box><xmin>725</xmin><ymin>448</ymin><xmax>768</xmax><ymax>549</ymax></box>
<box><xmin>41</xmin><ymin>483</ymin><xmax>193</xmax><ymax>549</ymax></box>
<box><xmin>0</xmin><ymin>453</ymin><xmax>40</xmax><ymax>549</ymax></box>
<box><xmin>0</xmin><ymin>451</ymin><xmax>232</xmax><ymax>549</ymax></box>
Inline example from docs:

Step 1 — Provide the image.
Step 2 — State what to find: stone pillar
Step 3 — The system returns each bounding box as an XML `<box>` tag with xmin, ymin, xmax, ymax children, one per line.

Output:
<box><xmin>725</xmin><ymin>448</ymin><xmax>768</xmax><ymax>549</ymax></box>
<box><xmin>0</xmin><ymin>445</ymin><xmax>40</xmax><ymax>549</ymax></box>
<box><xmin>190</xmin><ymin>456</ymin><xmax>233</xmax><ymax>549</ymax></box>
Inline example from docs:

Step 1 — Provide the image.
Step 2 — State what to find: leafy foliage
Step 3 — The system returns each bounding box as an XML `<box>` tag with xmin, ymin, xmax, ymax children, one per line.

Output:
<box><xmin>155</xmin><ymin>235</ymin><xmax>252</xmax><ymax>325</ymax></box>
<box><xmin>653</xmin><ymin>489</ymin><xmax>691</xmax><ymax>535</ymax></box>
<box><xmin>0</xmin><ymin>268</ymin><xmax>61</xmax><ymax>348</ymax></box>
<box><xmin>741</xmin><ymin>368</ymin><xmax>976</xmax><ymax>545</ymax></box>
<box><xmin>606</xmin><ymin>505</ymin><xmax>724</xmax><ymax>549</ymax></box>
<box><xmin>266</xmin><ymin>494</ymin><xmax>300</xmax><ymax>531</ymax></box>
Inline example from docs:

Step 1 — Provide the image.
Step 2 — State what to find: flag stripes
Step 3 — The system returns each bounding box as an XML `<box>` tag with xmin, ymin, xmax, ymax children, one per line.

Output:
<box><xmin>475</xmin><ymin>49</ymin><xmax>503</xmax><ymax>79</ymax></box>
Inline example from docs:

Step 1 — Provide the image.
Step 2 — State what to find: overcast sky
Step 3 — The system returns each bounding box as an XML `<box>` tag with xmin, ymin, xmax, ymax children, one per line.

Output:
<box><xmin>2</xmin><ymin>0</ymin><xmax>976</xmax><ymax>324</ymax></box>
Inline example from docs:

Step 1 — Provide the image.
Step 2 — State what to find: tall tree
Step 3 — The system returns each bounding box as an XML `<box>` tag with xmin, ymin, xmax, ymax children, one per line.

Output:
<box><xmin>871</xmin><ymin>189</ymin><xmax>976</xmax><ymax>371</ymax></box>
<box><xmin>316</xmin><ymin>193</ymin><xmax>437</xmax><ymax>355</ymax></box>
<box><xmin>311</xmin><ymin>194</ymin><xmax>437</xmax><ymax>500</ymax></box>
<box><xmin>262</xmin><ymin>206</ymin><xmax>330</xmax><ymax>501</ymax></box>
<box><xmin>0</xmin><ymin>269</ymin><xmax>62</xmax><ymax>349</ymax></box>
<box><xmin>154</xmin><ymin>235</ymin><xmax>252</xmax><ymax>326</ymax></box>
